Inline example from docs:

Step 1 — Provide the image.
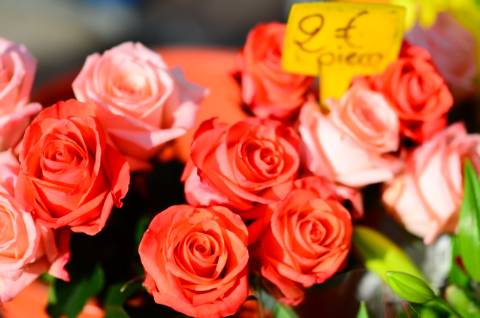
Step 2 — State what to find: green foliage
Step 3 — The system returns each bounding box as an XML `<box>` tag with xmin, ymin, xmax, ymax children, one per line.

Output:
<box><xmin>385</xmin><ymin>271</ymin><xmax>436</xmax><ymax>304</ymax></box>
<box><xmin>274</xmin><ymin>302</ymin><xmax>299</xmax><ymax>318</ymax></box>
<box><xmin>445</xmin><ymin>285</ymin><xmax>480</xmax><ymax>318</ymax></box>
<box><xmin>449</xmin><ymin>237</ymin><xmax>470</xmax><ymax>288</ymax></box>
<box><xmin>353</xmin><ymin>226</ymin><xmax>425</xmax><ymax>282</ymax></box>
<box><xmin>356</xmin><ymin>301</ymin><xmax>369</xmax><ymax>318</ymax></box>
<box><xmin>47</xmin><ymin>265</ymin><xmax>105</xmax><ymax>318</ymax></box>
<box><xmin>456</xmin><ymin>160</ymin><xmax>480</xmax><ymax>282</ymax></box>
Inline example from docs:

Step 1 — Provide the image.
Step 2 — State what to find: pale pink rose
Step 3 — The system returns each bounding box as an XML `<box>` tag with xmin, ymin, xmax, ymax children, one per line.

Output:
<box><xmin>299</xmin><ymin>87</ymin><xmax>401</xmax><ymax>187</ymax></box>
<box><xmin>407</xmin><ymin>13</ymin><xmax>477</xmax><ymax>98</ymax></box>
<box><xmin>0</xmin><ymin>150</ymin><xmax>19</xmax><ymax>195</ymax></box>
<box><xmin>0</xmin><ymin>38</ymin><xmax>41</xmax><ymax>151</ymax></box>
<box><xmin>0</xmin><ymin>191</ymin><xmax>70</xmax><ymax>303</ymax></box>
<box><xmin>73</xmin><ymin>42</ymin><xmax>205</xmax><ymax>170</ymax></box>
<box><xmin>383</xmin><ymin>123</ymin><xmax>480</xmax><ymax>244</ymax></box>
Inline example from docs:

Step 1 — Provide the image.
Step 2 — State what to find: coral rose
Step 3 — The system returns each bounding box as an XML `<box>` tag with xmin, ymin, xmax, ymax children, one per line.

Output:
<box><xmin>407</xmin><ymin>13</ymin><xmax>477</xmax><ymax>99</ymax></box>
<box><xmin>15</xmin><ymin>99</ymin><xmax>130</xmax><ymax>235</ymax></box>
<box><xmin>237</xmin><ymin>23</ymin><xmax>314</xmax><ymax>119</ymax></box>
<box><xmin>299</xmin><ymin>86</ymin><xmax>401</xmax><ymax>187</ymax></box>
<box><xmin>182</xmin><ymin>117</ymin><xmax>300</xmax><ymax>212</ymax></box>
<box><xmin>73</xmin><ymin>42</ymin><xmax>205</xmax><ymax>170</ymax></box>
<box><xmin>251</xmin><ymin>181</ymin><xmax>352</xmax><ymax>305</ymax></box>
<box><xmin>138</xmin><ymin>204</ymin><xmax>249</xmax><ymax>318</ymax></box>
<box><xmin>0</xmin><ymin>38</ymin><xmax>41</xmax><ymax>150</ymax></box>
<box><xmin>247</xmin><ymin>176</ymin><xmax>362</xmax><ymax>244</ymax></box>
<box><xmin>0</xmin><ymin>155</ymin><xmax>69</xmax><ymax>303</ymax></box>
<box><xmin>383</xmin><ymin>123</ymin><xmax>480</xmax><ymax>244</ymax></box>
<box><xmin>358</xmin><ymin>42</ymin><xmax>453</xmax><ymax>142</ymax></box>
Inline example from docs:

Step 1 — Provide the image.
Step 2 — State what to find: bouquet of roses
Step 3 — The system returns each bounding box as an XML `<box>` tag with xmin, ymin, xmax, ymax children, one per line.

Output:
<box><xmin>1</xmin><ymin>1</ymin><xmax>480</xmax><ymax>317</ymax></box>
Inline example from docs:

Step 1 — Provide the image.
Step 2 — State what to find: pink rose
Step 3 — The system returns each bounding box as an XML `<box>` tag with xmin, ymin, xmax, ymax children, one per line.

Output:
<box><xmin>73</xmin><ymin>42</ymin><xmax>205</xmax><ymax>170</ymax></box>
<box><xmin>299</xmin><ymin>86</ymin><xmax>401</xmax><ymax>187</ymax></box>
<box><xmin>182</xmin><ymin>117</ymin><xmax>300</xmax><ymax>212</ymax></box>
<box><xmin>383</xmin><ymin>123</ymin><xmax>480</xmax><ymax>244</ymax></box>
<box><xmin>0</xmin><ymin>150</ymin><xmax>19</xmax><ymax>195</ymax></box>
<box><xmin>407</xmin><ymin>13</ymin><xmax>477</xmax><ymax>98</ymax></box>
<box><xmin>0</xmin><ymin>38</ymin><xmax>42</xmax><ymax>150</ymax></box>
<box><xmin>0</xmin><ymin>155</ymin><xmax>69</xmax><ymax>303</ymax></box>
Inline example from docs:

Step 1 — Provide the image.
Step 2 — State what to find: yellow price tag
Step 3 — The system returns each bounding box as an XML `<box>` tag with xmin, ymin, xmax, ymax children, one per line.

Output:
<box><xmin>282</xmin><ymin>2</ymin><xmax>405</xmax><ymax>105</ymax></box>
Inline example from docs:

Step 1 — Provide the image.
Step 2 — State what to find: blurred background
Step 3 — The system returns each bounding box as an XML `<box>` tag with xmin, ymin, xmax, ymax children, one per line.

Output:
<box><xmin>0</xmin><ymin>0</ymin><xmax>297</xmax><ymax>83</ymax></box>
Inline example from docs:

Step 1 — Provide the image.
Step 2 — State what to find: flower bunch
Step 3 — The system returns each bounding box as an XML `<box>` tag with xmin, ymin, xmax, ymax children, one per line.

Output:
<box><xmin>0</xmin><ymin>39</ymin><xmax>204</xmax><ymax>304</ymax></box>
<box><xmin>0</xmin><ymin>9</ymin><xmax>479</xmax><ymax>318</ymax></box>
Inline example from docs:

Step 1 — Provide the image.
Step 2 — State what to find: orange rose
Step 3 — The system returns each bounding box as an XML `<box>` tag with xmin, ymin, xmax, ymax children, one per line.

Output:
<box><xmin>251</xmin><ymin>178</ymin><xmax>352</xmax><ymax>305</ymax></box>
<box><xmin>138</xmin><ymin>205</ymin><xmax>249</xmax><ymax>318</ymax></box>
<box><xmin>237</xmin><ymin>23</ymin><xmax>314</xmax><ymax>119</ymax></box>
<box><xmin>182</xmin><ymin>117</ymin><xmax>300</xmax><ymax>212</ymax></box>
<box><xmin>247</xmin><ymin>176</ymin><xmax>362</xmax><ymax>244</ymax></box>
<box><xmin>15</xmin><ymin>99</ymin><xmax>130</xmax><ymax>235</ymax></box>
<box><xmin>359</xmin><ymin>42</ymin><xmax>453</xmax><ymax>142</ymax></box>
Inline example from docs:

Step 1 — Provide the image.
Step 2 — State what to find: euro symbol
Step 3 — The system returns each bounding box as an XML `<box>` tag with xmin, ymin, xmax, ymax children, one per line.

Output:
<box><xmin>335</xmin><ymin>10</ymin><xmax>368</xmax><ymax>48</ymax></box>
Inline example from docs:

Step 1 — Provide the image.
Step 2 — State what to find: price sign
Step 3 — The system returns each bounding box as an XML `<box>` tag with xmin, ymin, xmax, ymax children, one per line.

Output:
<box><xmin>282</xmin><ymin>2</ymin><xmax>405</xmax><ymax>106</ymax></box>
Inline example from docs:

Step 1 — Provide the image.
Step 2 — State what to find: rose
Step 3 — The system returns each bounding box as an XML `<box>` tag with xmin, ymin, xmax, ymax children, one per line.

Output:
<box><xmin>237</xmin><ymin>23</ymin><xmax>314</xmax><ymax>119</ymax></box>
<box><xmin>0</xmin><ymin>150</ymin><xmax>20</xmax><ymax>195</ymax></box>
<box><xmin>15</xmin><ymin>99</ymin><xmax>130</xmax><ymax>235</ymax></box>
<box><xmin>358</xmin><ymin>42</ymin><xmax>453</xmax><ymax>142</ymax></box>
<box><xmin>299</xmin><ymin>86</ymin><xmax>401</xmax><ymax>187</ymax></box>
<box><xmin>250</xmin><ymin>180</ymin><xmax>352</xmax><ymax>305</ymax></box>
<box><xmin>407</xmin><ymin>13</ymin><xmax>477</xmax><ymax>99</ymax></box>
<box><xmin>383</xmin><ymin>123</ymin><xmax>480</xmax><ymax>244</ymax></box>
<box><xmin>182</xmin><ymin>117</ymin><xmax>300</xmax><ymax>212</ymax></box>
<box><xmin>247</xmin><ymin>176</ymin><xmax>362</xmax><ymax>244</ymax></box>
<box><xmin>0</xmin><ymin>155</ymin><xmax>69</xmax><ymax>303</ymax></box>
<box><xmin>138</xmin><ymin>204</ymin><xmax>249</xmax><ymax>318</ymax></box>
<box><xmin>0</xmin><ymin>38</ymin><xmax>42</xmax><ymax>150</ymax></box>
<box><xmin>73</xmin><ymin>42</ymin><xmax>205</xmax><ymax>170</ymax></box>
<box><xmin>0</xmin><ymin>192</ymin><xmax>70</xmax><ymax>303</ymax></box>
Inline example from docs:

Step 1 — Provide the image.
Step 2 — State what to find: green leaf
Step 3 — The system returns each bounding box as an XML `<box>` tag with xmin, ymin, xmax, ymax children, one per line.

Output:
<box><xmin>356</xmin><ymin>301</ymin><xmax>369</xmax><ymax>318</ymax></box>
<box><xmin>353</xmin><ymin>226</ymin><xmax>425</xmax><ymax>282</ymax></box>
<box><xmin>105</xmin><ymin>305</ymin><xmax>130</xmax><ymax>318</ymax></box>
<box><xmin>385</xmin><ymin>271</ymin><xmax>436</xmax><ymax>304</ymax></box>
<box><xmin>456</xmin><ymin>160</ymin><xmax>480</xmax><ymax>282</ymax></box>
<box><xmin>47</xmin><ymin>265</ymin><xmax>105</xmax><ymax>318</ymax></box>
<box><xmin>419</xmin><ymin>306</ymin><xmax>438</xmax><ymax>318</ymax></box>
<box><xmin>274</xmin><ymin>302</ymin><xmax>299</xmax><ymax>318</ymax></box>
<box><xmin>449</xmin><ymin>237</ymin><xmax>470</xmax><ymax>288</ymax></box>
<box><xmin>445</xmin><ymin>285</ymin><xmax>480</xmax><ymax>318</ymax></box>
<box><xmin>135</xmin><ymin>215</ymin><xmax>151</xmax><ymax>246</ymax></box>
<box><xmin>104</xmin><ymin>279</ymin><xmax>143</xmax><ymax>306</ymax></box>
